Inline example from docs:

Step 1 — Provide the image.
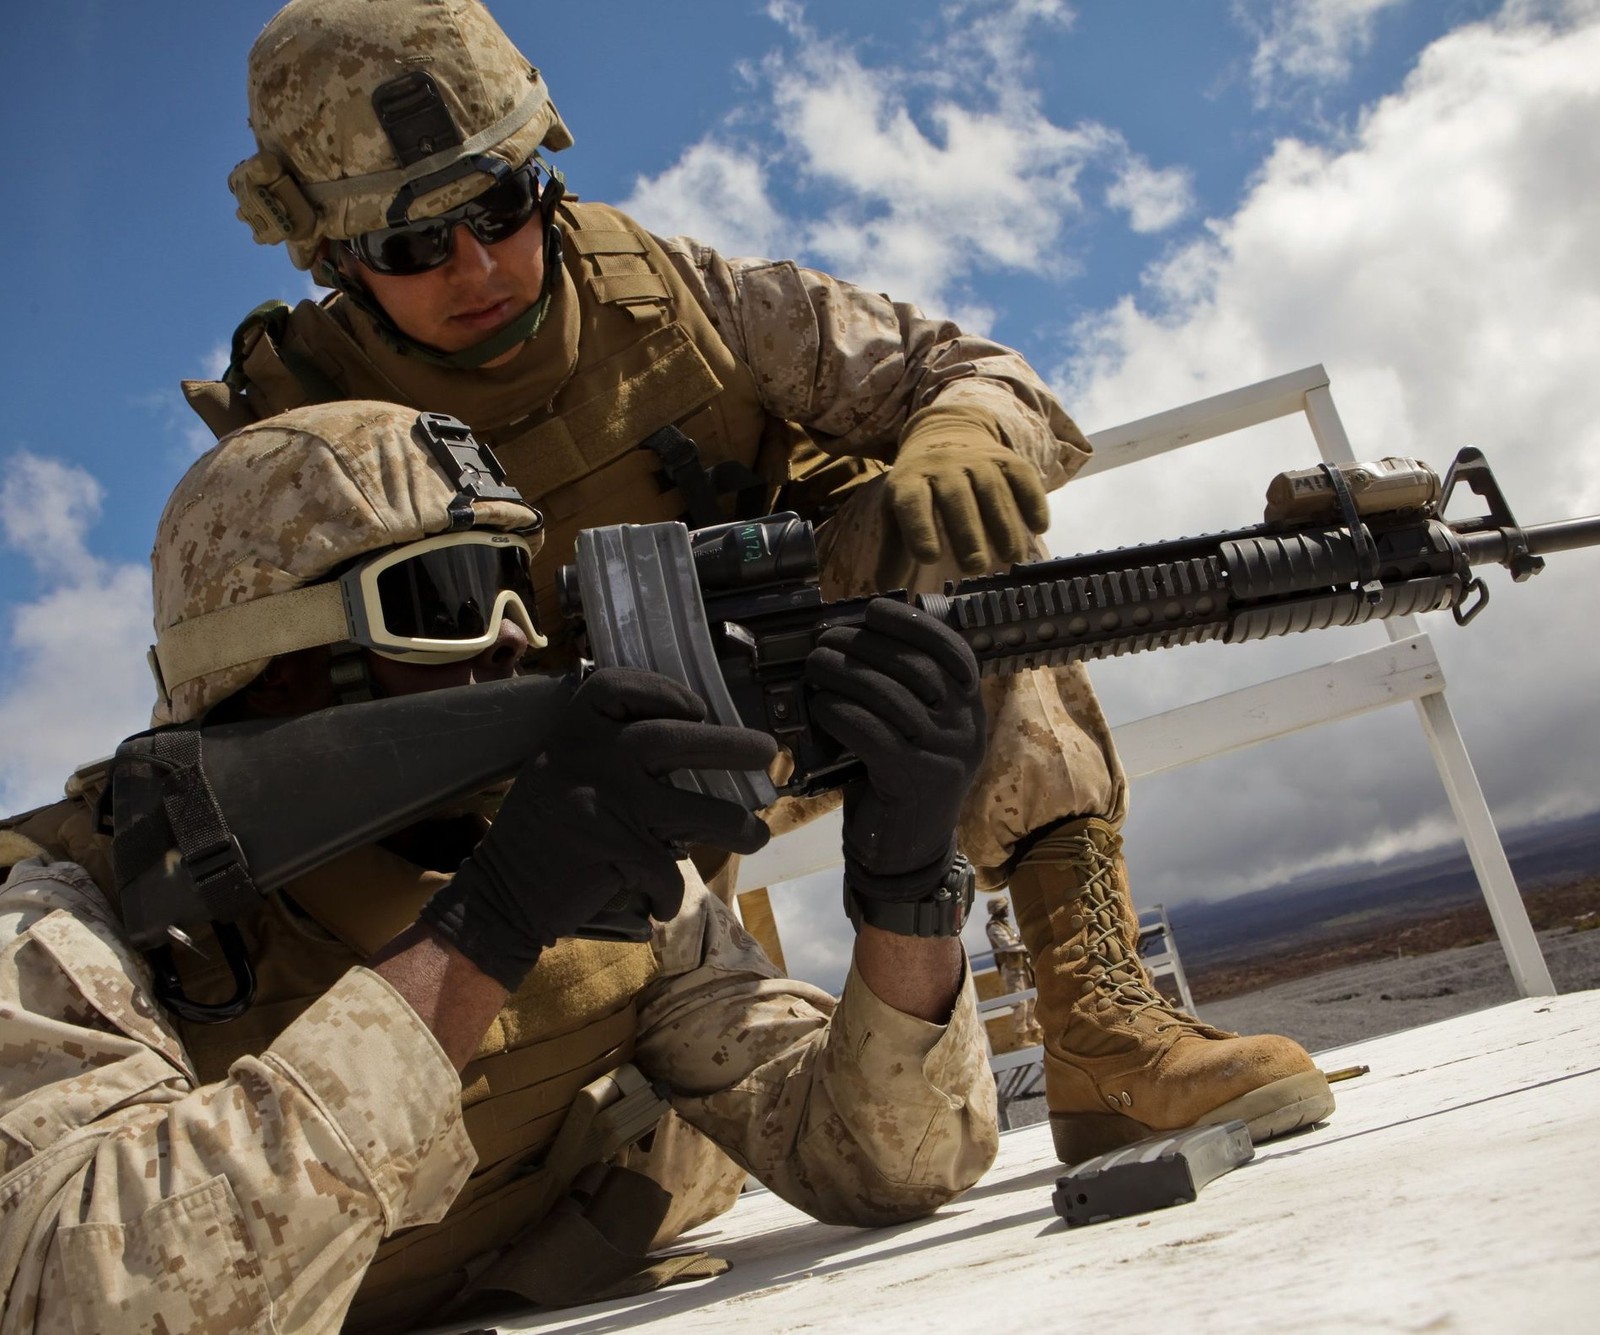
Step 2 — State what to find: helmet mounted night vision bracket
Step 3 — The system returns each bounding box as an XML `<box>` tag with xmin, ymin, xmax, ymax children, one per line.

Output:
<box><xmin>147</xmin><ymin>412</ymin><xmax>544</xmax><ymax>706</ymax></box>
<box><xmin>372</xmin><ymin>68</ymin><xmax>515</xmax><ymax>229</ymax></box>
<box><xmin>414</xmin><ymin>411</ymin><xmax>534</xmax><ymax>531</ymax></box>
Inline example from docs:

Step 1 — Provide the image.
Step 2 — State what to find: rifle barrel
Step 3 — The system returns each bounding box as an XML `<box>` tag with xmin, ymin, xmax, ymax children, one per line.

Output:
<box><xmin>1457</xmin><ymin>515</ymin><xmax>1600</xmax><ymax>566</ymax></box>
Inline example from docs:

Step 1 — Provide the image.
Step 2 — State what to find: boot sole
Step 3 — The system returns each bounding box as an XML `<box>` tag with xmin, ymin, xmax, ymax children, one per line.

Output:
<box><xmin>1049</xmin><ymin>1069</ymin><xmax>1336</xmax><ymax>1165</ymax></box>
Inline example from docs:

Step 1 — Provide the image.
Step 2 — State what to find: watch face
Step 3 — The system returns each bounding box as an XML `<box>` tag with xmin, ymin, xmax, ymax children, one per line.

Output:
<box><xmin>945</xmin><ymin>856</ymin><xmax>976</xmax><ymax>934</ymax></box>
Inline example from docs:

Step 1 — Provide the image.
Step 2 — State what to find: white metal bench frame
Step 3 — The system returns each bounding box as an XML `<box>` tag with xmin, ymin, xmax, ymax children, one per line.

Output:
<box><xmin>736</xmin><ymin>365</ymin><xmax>1555</xmax><ymax>998</ymax></box>
<box><xmin>975</xmin><ymin>987</ymin><xmax>1043</xmax><ymax>1128</ymax></box>
<box><xmin>1137</xmin><ymin>904</ymin><xmax>1198</xmax><ymax>1014</ymax></box>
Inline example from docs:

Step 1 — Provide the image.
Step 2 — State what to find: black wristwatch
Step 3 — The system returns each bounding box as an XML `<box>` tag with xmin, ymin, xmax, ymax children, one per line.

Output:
<box><xmin>843</xmin><ymin>853</ymin><xmax>976</xmax><ymax>938</ymax></box>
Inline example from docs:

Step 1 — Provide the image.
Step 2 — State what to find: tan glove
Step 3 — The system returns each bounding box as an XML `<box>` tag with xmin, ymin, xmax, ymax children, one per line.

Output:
<box><xmin>883</xmin><ymin>402</ymin><xmax>1051</xmax><ymax>581</ymax></box>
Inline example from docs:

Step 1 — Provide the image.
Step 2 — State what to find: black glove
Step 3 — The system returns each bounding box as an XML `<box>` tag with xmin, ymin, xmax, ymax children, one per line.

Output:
<box><xmin>805</xmin><ymin>599</ymin><xmax>986</xmax><ymax>905</ymax></box>
<box><xmin>421</xmin><ymin>667</ymin><xmax>777</xmax><ymax>991</ymax></box>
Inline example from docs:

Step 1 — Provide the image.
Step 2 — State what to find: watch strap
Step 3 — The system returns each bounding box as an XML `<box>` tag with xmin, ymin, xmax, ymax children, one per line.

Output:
<box><xmin>844</xmin><ymin>853</ymin><xmax>975</xmax><ymax>937</ymax></box>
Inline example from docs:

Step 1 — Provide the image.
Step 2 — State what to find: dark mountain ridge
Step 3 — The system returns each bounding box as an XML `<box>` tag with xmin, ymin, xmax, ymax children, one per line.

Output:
<box><xmin>1160</xmin><ymin>809</ymin><xmax>1600</xmax><ymax>968</ymax></box>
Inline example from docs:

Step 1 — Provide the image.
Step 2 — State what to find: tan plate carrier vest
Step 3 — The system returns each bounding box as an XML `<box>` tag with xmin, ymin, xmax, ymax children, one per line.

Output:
<box><xmin>182</xmin><ymin>200</ymin><xmax>884</xmax><ymax>653</ymax></box>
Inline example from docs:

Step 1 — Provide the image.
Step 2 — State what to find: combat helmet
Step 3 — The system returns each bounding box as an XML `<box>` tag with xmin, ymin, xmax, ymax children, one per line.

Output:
<box><xmin>149</xmin><ymin>401</ymin><xmax>544</xmax><ymax>725</ymax></box>
<box><xmin>229</xmin><ymin>0</ymin><xmax>572</xmax><ymax>366</ymax></box>
<box><xmin>231</xmin><ymin>0</ymin><xmax>571</xmax><ymax>268</ymax></box>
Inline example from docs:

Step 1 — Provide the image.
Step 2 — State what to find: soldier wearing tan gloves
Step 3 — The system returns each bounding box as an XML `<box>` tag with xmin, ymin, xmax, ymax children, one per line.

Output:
<box><xmin>0</xmin><ymin>401</ymin><xmax>1000</xmax><ymax>1332</ymax></box>
<box><xmin>187</xmin><ymin>1</ymin><xmax>1332</xmax><ymax>1174</ymax></box>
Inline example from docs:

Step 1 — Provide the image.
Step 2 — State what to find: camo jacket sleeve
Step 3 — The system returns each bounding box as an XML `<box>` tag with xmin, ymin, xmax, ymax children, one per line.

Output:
<box><xmin>0</xmin><ymin>856</ymin><xmax>474</xmax><ymax>1335</ymax></box>
<box><xmin>657</xmin><ymin>233</ymin><xmax>1091</xmax><ymax>491</ymax></box>
<box><xmin>636</xmin><ymin>880</ymin><xmax>998</xmax><ymax>1226</ymax></box>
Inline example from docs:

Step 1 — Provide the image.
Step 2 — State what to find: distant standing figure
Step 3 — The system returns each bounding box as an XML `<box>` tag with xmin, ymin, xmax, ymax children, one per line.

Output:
<box><xmin>987</xmin><ymin>896</ymin><xmax>1044</xmax><ymax>1047</ymax></box>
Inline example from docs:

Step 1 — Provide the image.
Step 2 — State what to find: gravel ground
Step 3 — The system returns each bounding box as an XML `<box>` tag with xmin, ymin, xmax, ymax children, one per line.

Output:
<box><xmin>1001</xmin><ymin>925</ymin><xmax>1600</xmax><ymax>1130</ymax></box>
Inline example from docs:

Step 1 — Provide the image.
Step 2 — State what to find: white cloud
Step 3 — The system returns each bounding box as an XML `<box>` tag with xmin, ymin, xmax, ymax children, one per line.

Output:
<box><xmin>1049</xmin><ymin>3</ymin><xmax>1600</xmax><ymax>904</ymax></box>
<box><xmin>0</xmin><ymin>454</ymin><xmax>154</xmax><ymax>813</ymax></box>
<box><xmin>1</xmin><ymin>454</ymin><xmax>105</xmax><ymax>586</ymax></box>
<box><xmin>765</xmin><ymin>33</ymin><xmax>1110</xmax><ymax>306</ymax></box>
<box><xmin>200</xmin><ymin>342</ymin><xmax>229</xmax><ymax>382</ymax></box>
<box><xmin>622</xmin><ymin>1</ymin><xmax>1187</xmax><ymax>321</ymax></box>
<box><xmin>620</xmin><ymin>142</ymin><xmax>790</xmax><ymax>259</ymax></box>
<box><xmin>1105</xmin><ymin>157</ymin><xmax>1195</xmax><ymax>234</ymax></box>
<box><xmin>1236</xmin><ymin>0</ymin><xmax>1411</xmax><ymax>104</ymax></box>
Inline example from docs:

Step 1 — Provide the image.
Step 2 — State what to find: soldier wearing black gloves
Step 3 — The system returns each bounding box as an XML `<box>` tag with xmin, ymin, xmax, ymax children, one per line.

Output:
<box><xmin>0</xmin><ymin>402</ymin><xmax>999</xmax><ymax>1332</ymax></box>
<box><xmin>421</xmin><ymin>668</ymin><xmax>780</xmax><ymax>996</ymax></box>
<box><xmin>420</xmin><ymin>599</ymin><xmax>986</xmax><ymax>1020</ymax></box>
<box><xmin>809</xmin><ymin>599</ymin><xmax>985</xmax><ymax>1007</ymax></box>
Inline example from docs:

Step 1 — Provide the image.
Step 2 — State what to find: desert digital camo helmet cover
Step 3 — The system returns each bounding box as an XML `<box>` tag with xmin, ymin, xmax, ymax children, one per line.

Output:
<box><xmin>229</xmin><ymin>0</ymin><xmax>573</xmax><ymax>268</ymax></box>
<box><xmin>150</xmin><ymin>401</ymin><xmax>541</xmax><ymax>725</ymax></box>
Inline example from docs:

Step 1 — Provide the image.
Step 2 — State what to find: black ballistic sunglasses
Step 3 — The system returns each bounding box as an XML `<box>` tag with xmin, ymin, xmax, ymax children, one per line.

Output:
<box><xmin>344</xmin><ymin>158</ymin><xmax>544</xmax><ymax>276</ymax></box>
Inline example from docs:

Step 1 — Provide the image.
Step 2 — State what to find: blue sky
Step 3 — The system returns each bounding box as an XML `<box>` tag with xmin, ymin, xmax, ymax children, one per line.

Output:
<box><xmin>3</xmin><ymin>1</ymin><xmax>1597</xmax><ymax>989</ymax></box>
<box><xmin>0</xmin><ymin>0</ymin><xmax>1499</xmax><ymax>547</ymax></box>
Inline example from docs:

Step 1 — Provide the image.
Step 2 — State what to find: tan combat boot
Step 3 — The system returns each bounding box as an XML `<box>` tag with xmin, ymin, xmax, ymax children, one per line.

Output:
<box><xmin>1008</xmin><ymin>817</ymin><xmax>1334</xmax><ymax>1164</ymax></box>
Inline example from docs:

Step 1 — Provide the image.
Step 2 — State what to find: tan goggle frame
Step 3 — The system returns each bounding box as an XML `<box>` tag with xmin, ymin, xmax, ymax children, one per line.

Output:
<box><xmin>151</xmin><ymin>530</ymin><xmax>546</xmax><ymax>700</ymax></box>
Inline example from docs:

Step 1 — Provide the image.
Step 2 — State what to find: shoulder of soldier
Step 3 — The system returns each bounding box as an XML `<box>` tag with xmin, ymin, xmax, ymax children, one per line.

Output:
<box><xmin>564</xmin><ymin>199</ymin><xmax>748</xmax><ymax>277</ymax></box>
<box><xmin>2</xmin><ymin>760</ymin><xmax>118</xmax><ymax>895</ymax></box>
<box><xmin>558</xmin><ymin>199</ymin><xmax>713</xmax><ymax>276</ymax></box>
<box><xmin>180</xmin><ymin>294</ymin><xmax>349</xmax><ymax>441</ymax></box>
<box><xmin>559</xmin><ymin>197</ymin><xmax>636</xmax><ymax>231</ymax></box>
<box><xmin>559</xmin><ymin>197</ymin><xmax>673</xmax><ymax>242</ymax></box>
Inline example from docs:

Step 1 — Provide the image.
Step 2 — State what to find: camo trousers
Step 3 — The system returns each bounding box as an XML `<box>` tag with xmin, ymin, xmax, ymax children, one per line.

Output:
<box><xmin>757</xmin><ymin>474</ymin><xmax>1130</xmax><ymax>890</ymax></box>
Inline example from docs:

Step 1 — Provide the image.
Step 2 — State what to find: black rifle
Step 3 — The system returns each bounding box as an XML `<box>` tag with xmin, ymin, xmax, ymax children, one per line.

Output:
<box><xmin>110</xmin><ymin>448</ymin><xmax>1599</xmax><ymax>1020</ymax></box>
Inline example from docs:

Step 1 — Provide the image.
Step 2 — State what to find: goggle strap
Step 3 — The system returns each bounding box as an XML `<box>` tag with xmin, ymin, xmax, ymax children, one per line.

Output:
<box><xmin>300</xmin><ymin>78</ymin><xmax>557</xmax><ymax>208</ymax></box>
<box><xmin>153</xmin><ymin>583</ymin><xmax>351</xmax><ymax>693</ymax></box>
<box><xmin>328</xmin><ymin>642</ymin><xmax>378</xmax><ymax>706</ymax></box>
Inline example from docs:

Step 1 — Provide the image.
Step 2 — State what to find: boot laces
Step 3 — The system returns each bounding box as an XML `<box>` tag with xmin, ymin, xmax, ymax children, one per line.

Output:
<box><xmin>1070</xmin><ymin>843</ymin><xmax>1205</xmax><ymax>1035</ymax></box>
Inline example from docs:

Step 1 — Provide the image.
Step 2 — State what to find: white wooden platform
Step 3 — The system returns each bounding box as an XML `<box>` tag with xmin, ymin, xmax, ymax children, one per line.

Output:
<box><xmin>479</xmin><ymin>990</ymin><xmax>1600</xmax><ymax>1335</ymax></box>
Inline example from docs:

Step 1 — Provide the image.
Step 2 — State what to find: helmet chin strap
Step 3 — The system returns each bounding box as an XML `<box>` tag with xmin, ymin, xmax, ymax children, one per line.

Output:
<box><xmin>315</xmin><ymin>170</ymin><xmax>568</xmax><ymax>371</ymax></box>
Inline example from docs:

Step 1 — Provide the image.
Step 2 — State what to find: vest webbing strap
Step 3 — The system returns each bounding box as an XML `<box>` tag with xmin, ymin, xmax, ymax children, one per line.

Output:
<box><xmin>641</xmin><ymin>426</ymin><xmax>723</xmax><ymax>529</ymax></box>
<box><xmin>590</xmin><ymin>273</ymin><xmax>671</xmax><ymax>306</ymax></box>
<box><xmin>564</xmin><ymin>228</ymin><xmax>649</xmax><ymax>257</ymax></box>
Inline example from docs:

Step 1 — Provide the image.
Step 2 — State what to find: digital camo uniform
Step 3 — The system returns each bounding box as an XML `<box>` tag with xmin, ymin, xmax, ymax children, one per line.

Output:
<box><xmin>0</xmin><ymin>404</ymin><xmax>998</xmax><ymax>1334</ymax></box>
<box><xmin>191</xmin><ymin>6</ymin><xmax>1116</xmax><ymax>883</ymax></box>
<box><xmin>198</xmin><ymin>0</ymin><xmax>1333</xmax><ymax>1177</ymax></box>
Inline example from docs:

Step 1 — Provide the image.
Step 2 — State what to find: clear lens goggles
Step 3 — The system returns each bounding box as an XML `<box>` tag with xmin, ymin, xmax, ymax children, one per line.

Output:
<box><xmin>341</xmin><ymin>530</ymin><xmax>541</xmax><ymax>663</ymax></box>
<box><xmin>345</xmin><ymin>158</ymin><xmax>543</xmax><ymax>276</ymax></box>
